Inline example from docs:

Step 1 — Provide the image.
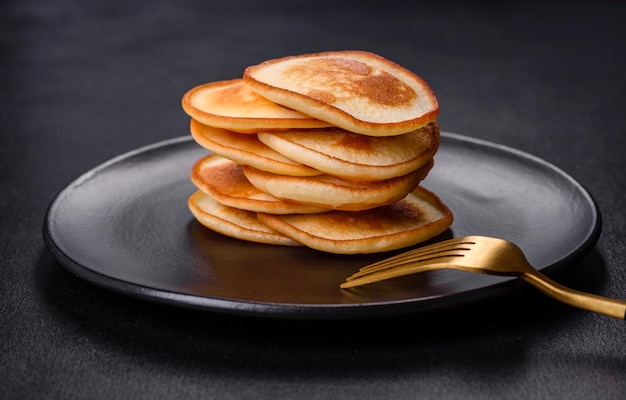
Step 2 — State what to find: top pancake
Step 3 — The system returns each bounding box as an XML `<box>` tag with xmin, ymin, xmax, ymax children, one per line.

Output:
<box><xmin>243</xmin><ymin>51</ymin><xmax>439</xmax><ymax>136</ymax></box>
<box><xmin>182</xmin><ymin>78</ymin><xmax>332</xmax><ymax>133</ymax></box>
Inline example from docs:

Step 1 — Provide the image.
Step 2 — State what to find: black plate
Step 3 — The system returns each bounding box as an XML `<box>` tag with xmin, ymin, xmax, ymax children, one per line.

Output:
<box><xmin>43</xmin><ymin>133</ymin><xmax>601</xmax><ymax>319</ymax></box>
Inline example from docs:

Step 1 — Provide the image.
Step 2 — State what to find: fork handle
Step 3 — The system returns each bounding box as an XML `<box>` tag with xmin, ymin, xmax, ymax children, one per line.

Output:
<box><xmin>521</xmin><ymin>270</ymin><xmax>626</xmax><ymax>320</ymax></box>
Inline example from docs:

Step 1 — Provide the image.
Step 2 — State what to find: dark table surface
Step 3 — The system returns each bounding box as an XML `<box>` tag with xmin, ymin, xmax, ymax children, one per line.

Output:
<box><xmin>2</xmin><ymin>0</ymin><xmax>626</xmax><ymax>399</ymax></box>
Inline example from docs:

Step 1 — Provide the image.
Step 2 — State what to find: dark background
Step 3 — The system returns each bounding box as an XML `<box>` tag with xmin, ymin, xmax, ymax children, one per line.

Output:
<box><xmin>2</xmin><ymin>1</ymin><xmax>626</xmax><ymax>399</ymax></box>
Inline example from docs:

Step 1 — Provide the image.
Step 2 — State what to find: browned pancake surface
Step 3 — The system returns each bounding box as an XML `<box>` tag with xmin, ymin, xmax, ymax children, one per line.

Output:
<box><xmin>244</xmin><ymin>51</ymin><xmax>439</xmax><ymax>136</ymax></box>
<box><xmin>191</xmin><ymin>155</ymin><xmax>329</xmax><ymax>214</ymax></box>
<box><xmin>243</xmin><ymin>160</ymin><xmax>432</xmax><ymax>211</ymax></box>
<box><xmin>257</xmin><ymin>186</ymin><xmax>453</xmax><ymax>254</ymax></box>
<box><xmin>188</xmin><ymin>190</ymin><xmax>302</xmax><ymax>246</ymax></box>
<box><xmin>258</xmin><ymin>122</ymin><xmax>439</xmax><ymax>181</ymax></box>
<box><xmin>190</xmin><ymin>119</ymin><xmax>322</xmax><ymax>177</ymax></box>
<box><xmin>182</xmin><ymin>79</ymin><xmax>331</xmax><ymax>133</ymax></box>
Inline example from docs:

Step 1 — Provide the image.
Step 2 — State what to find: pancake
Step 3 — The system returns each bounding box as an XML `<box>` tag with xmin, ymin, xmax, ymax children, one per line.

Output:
<box><xmin>188</xmin><ymin>190</ymin><xmax>302</xmax><ymax>246</ymax></box>
<box><xmin>257</xmin><ymin>186</ymin><xmax>453</xmax><ymax>254</ymax></box>
<box><xmin>190</xmin><ymin>118</ymin><xmax>322</xmax><ymax>177</ymax></box>
<box><xmin>243</xmin><ymin>51</ymin><xmax>439</xmax><ymax>136</ymax></box>
<box><xmin>182</xmin><ymin>78</ymin><xmax>332</xmax><ymax>133</ymax></box>
<box><xmin>257</xmin><ymin>122</ymin><xmax>440</xmax><ymax>182</ymax></box>
<box><xmin>242</xmin><ymin>160</ymin><xmax>433</xmax><ymax>211</ymax></box>
<box><xmin>190</xmin><ymin>154</ymin><xmax>329</xmax><ymax>214</ymax></box>
<box><xmin>183</xmin><ymin>51</ymin><xmax>452</xmax><ymax>254</ymax></box>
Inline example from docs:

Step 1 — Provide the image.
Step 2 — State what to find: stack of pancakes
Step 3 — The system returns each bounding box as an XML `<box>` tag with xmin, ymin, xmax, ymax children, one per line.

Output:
<box><xmin>181</xmin><ymin>51</ymin><xmax>453</xmax><ymax>254</ymax></box>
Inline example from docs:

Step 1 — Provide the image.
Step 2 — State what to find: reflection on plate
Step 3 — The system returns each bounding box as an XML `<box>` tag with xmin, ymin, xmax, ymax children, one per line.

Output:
<box><xmin>43</xmin><ymin>133</ymin><xmax>600</xmax><ymax>319</ymax></box>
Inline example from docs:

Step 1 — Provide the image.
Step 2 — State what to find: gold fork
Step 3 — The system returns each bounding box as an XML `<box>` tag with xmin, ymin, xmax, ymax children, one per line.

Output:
<box><xmin>341</xmin><ymin>235</ymin><xmax>626</xmax><ymax>319</ymax></box>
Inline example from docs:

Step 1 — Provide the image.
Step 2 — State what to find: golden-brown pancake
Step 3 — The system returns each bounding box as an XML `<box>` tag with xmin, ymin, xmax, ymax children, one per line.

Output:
<box><xmin>190</xmin><ymin>154</ymin><xmax>329</xmax><ymax>214</ymax></box>
<box><xmin>243</xmin><ymin>51</ymin><xmax>439</xmax><ymax>136</ymax></box>
<box><xmin>257</xmin><ymin>122</ymin><xmax>440</xmax><ymax>182</ymax></box>
<box><xmin>182</xmin><ymin>79</ymin><xmax>332</xmax><ymax>133</ymax></box>
<box><xmin>183</xmin><ymin>51</ymin><xmax>451</xmax><ymax>254</ymax></box>
<box><xmin>257</xmin><ymin>186</ymin><xmax>453</xmax><ymax>254</ymax></box>
<box><xmin>190</xmin><ymin>119</ymin><xmax>322</xmax><ymax>177</ymax></box>
<box><xmin>242</xmin><ymin>160</ymin><xmax>433</xmax><ymax>211</ymax></box>
<box><xmin>188</xmin><ymin>190</ymin><xmax>302</xmax><ymax>246</ymax></box>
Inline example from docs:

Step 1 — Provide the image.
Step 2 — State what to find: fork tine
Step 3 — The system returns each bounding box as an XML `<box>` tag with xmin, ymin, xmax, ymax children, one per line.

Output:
<box><xmin>341</xmin><ymin>237</ymin><xmax>477</xmax><ymax>289</ymax></box>
<box><xmin>347</xmin><ymin>249</ymin><xmax>467</xmax><ymax>280</ymax></box>
<box><xmin>340</xmin><ymin>256</ymin><xmax>461</xmax><ymax>288</ymax></box>
<box><xmin>357</xmin><ymin>237</ymin><xmax>475</xmax><ymax>273</ymax></box>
